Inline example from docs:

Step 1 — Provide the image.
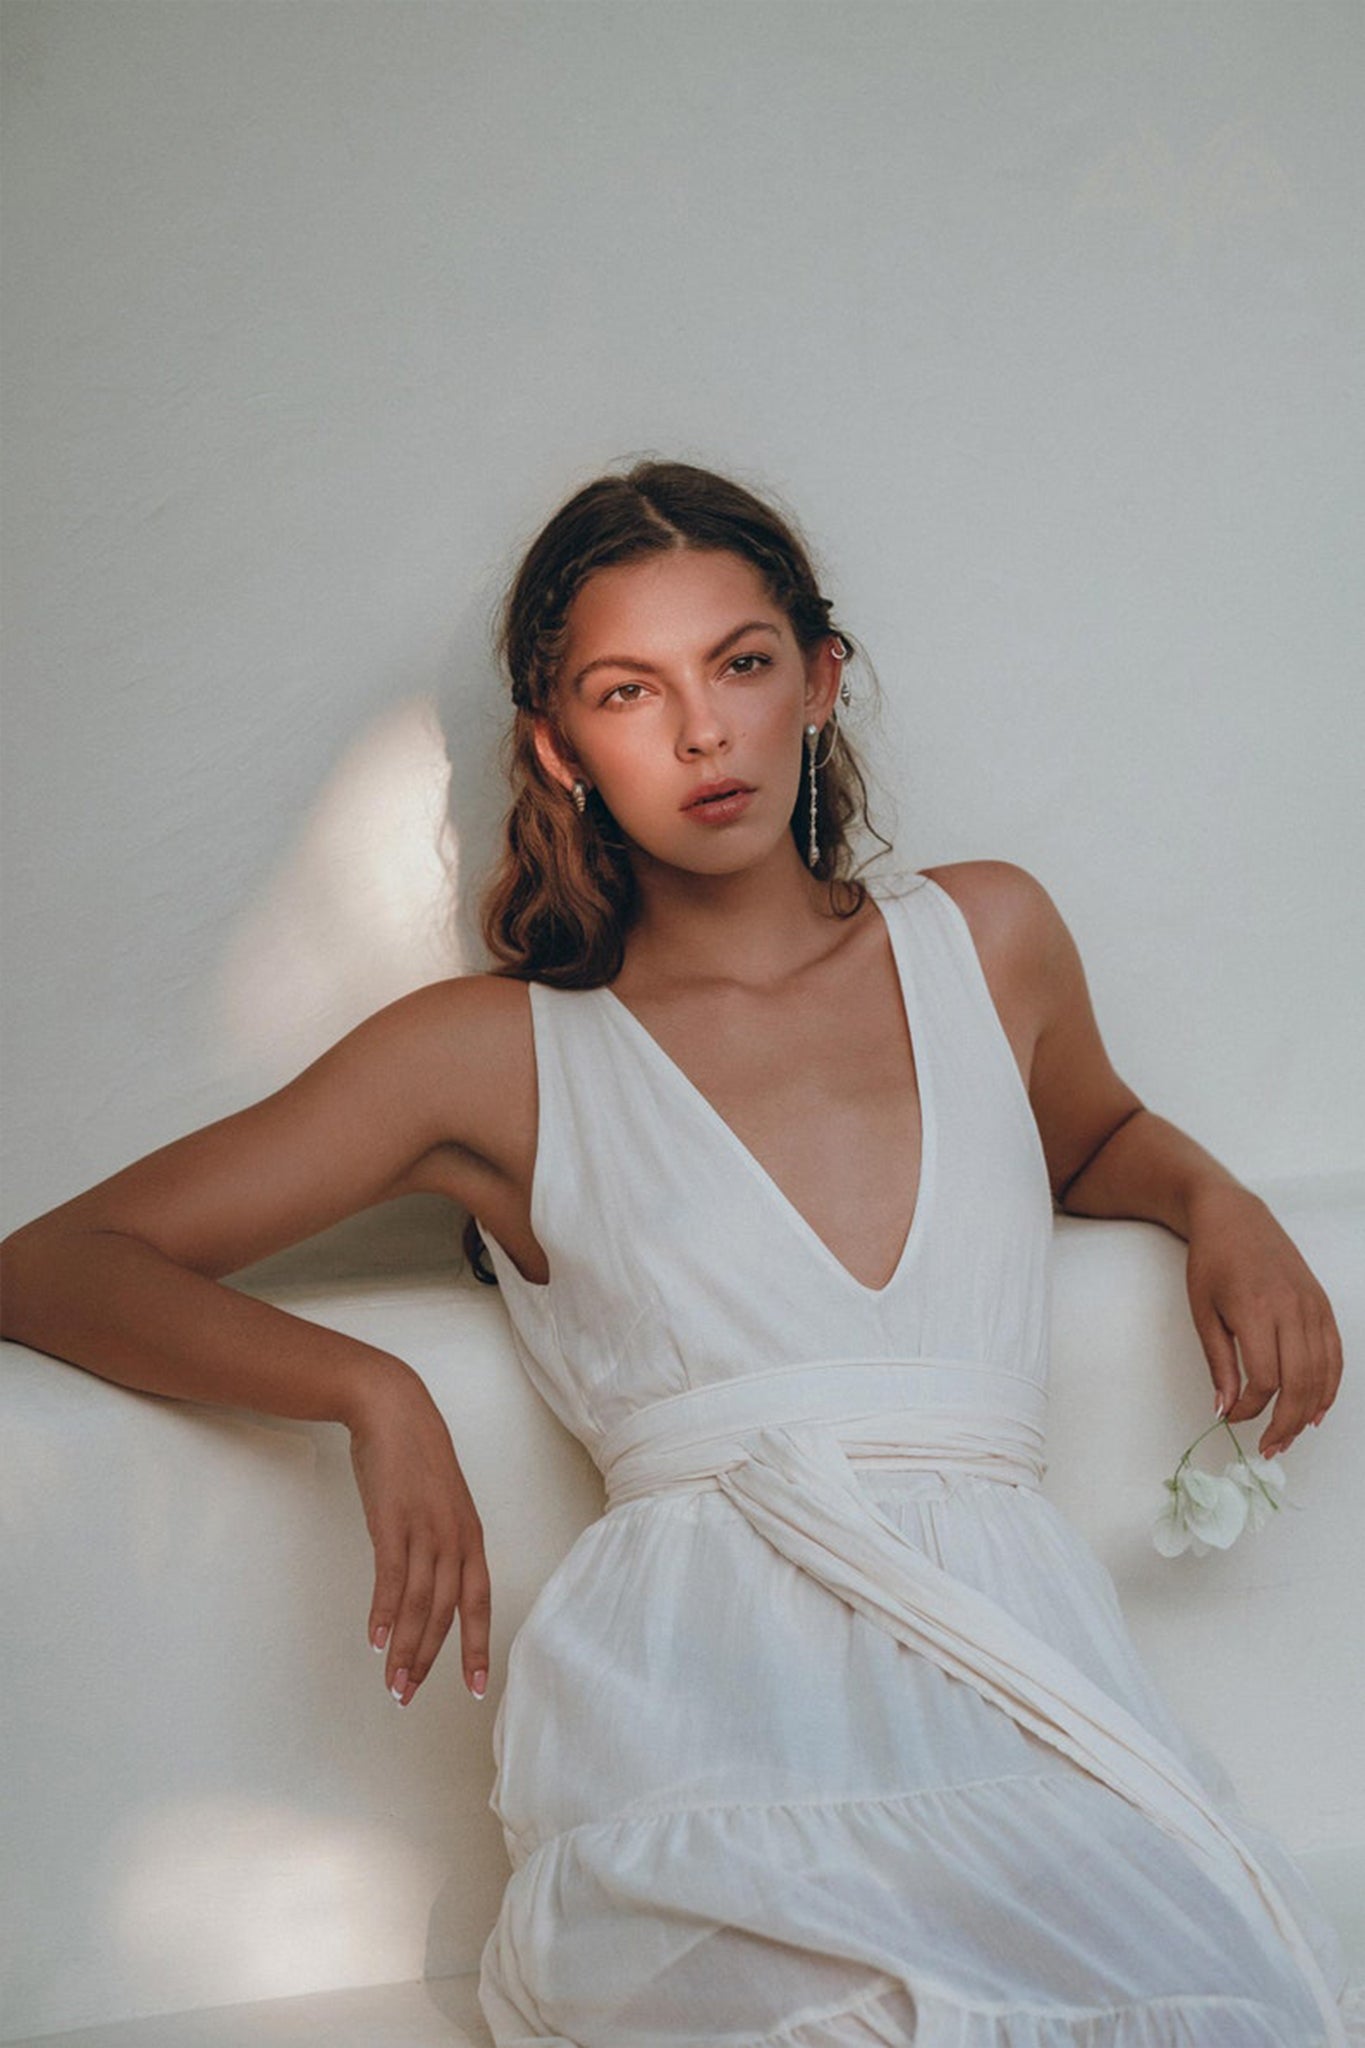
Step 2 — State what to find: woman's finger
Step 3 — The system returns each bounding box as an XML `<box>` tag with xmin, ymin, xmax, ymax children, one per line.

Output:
<box><xmin>1190</xmin><ymin>1296</ymin><xmax>1241</xmax><ymax>1419</ymax></box>
<box><xmin>458</xmin><ymin>1541</ymin><xmax>493</xmax><ymax>1699</ymax></box>
<box><xmin>1310</xmin><ymin>1298</ymin><xmax>1345</xmax><ymax>1425</ymax></box>
<box><xmin>368</xmin><ymin>1530</ymin><xmax>408</xmax><ymax>1660</ymax></box>
<box><xmin>386</xmin><ymin>1545</ymin><xmax>436</xmax><ymax>1706</ymax></box>
<box><xmin>1221</xmin><ymin>1312</ymin><xmax>1278</xmax><ymax>1426</ymax></box>
<box><xmin>1259</xmin><ymin>1306</ymin><xmax>1320</xmax><ymax>1459</ymax></box>
<box><xmin>407</xmin><ymin>1548</ymin><xmax>463</xmax><ymax>1694</ymax></box>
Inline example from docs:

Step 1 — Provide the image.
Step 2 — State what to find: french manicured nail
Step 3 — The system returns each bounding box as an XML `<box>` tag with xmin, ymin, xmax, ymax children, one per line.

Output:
<box><xmin>1214</xmin><ymin>1396</ymin><xmax>1226</xmax><ymax>1418</ymax></box>
<box><xmin>372</xmin><ymin>1624</ymin><xmax>389</xmax><ymax>1652</ymax></box>
<box><xmin>391</xmin><ymin>1667</ymin><xmax>410</xmax><ymax>1703</ymax></box>
<box><xmin>470</xmin><ymin>1669</ymin><xmax>487</xmax><ymax>1699</ymax></box>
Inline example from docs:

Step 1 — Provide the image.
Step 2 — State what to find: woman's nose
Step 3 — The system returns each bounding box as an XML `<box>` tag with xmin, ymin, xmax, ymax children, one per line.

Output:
<box><xmin>674</xmin><ymin>687</ymin><xmax>729</xmax><ymax>759</ymax></box>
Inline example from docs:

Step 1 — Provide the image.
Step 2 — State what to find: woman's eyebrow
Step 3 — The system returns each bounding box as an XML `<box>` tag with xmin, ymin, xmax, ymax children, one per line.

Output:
<box><xmin>570</xmin><ymin>621</ymin><xmax>781</xmax><ymax>695</ymax></box>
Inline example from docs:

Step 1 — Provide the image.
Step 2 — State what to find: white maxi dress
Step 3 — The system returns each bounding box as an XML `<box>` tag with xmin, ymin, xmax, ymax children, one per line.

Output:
<box><xmin>474</xmin><ymin>874</ymin><xmax>1360</xmax><ymax>2048</ymax></box>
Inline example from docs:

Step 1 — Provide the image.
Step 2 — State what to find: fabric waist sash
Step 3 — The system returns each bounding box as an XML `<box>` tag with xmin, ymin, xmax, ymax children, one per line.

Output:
<box><xmin>596</xmin><ymin>1357</ymin><xmax>1345</xmax><ymax>2045</ymax></box>
<box><xmin>599</xmin><ymin>1358</ymin><xmax>1048</xmax><ymax>1505</ymax></box>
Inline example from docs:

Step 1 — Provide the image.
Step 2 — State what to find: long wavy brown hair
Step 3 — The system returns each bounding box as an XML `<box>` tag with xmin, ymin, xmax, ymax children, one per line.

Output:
<box><xmin>464</xmin><ymin>458</ymin><xmax>890</xmax><ymax>1281</ymax></box>
<box><xmin>481</xmin><ymin>460</ymin><xmax>888</xmax><ymax>977</ymax></box>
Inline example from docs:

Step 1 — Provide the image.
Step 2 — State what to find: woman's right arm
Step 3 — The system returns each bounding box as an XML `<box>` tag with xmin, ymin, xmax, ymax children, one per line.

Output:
<box><xmin>0</xmin><ymin>972</ymin><xmax>536</xmax><ymax>1708</ymax></box>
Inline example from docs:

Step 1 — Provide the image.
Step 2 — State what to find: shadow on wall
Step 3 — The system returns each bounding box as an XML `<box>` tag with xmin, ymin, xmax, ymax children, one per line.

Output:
<box><xmin>205</xmin><ymin>602</ymin><xmax>518</xmax><ymax>1288</ymax></box>
<box><xmin>207</xmin><ymin>542</ymin><xmax>527</xmax><ymax>1068</ymax></box>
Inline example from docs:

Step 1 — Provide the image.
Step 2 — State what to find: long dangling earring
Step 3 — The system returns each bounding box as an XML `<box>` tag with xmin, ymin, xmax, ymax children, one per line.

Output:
<box><xmin>571</xmin><ymin>778</ymin><xmax>588</xmax><ymax>815</ymax></box>
<box><xmin>807</xmin><ymin>635</ymin><xmax>852</xmax><ymax>868</ymax></box>
<box><xmin>804</xmin><ymin>724</ymin><xmax>821</xmax><ymax>869</ymax></box>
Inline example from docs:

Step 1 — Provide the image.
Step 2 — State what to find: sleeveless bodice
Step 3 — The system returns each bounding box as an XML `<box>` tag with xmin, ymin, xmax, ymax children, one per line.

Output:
<box><xmin>482</xmin><ymin>875</ymin><xmax>1055</xmax><ymax>1452</ymax></box>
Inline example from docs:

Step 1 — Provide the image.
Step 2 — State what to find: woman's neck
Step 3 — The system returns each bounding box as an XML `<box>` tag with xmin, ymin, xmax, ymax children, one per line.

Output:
<box><xmin>617</xmin><ymin>841</ymin><xmax>857</xmax><ymax>996</ymax></box>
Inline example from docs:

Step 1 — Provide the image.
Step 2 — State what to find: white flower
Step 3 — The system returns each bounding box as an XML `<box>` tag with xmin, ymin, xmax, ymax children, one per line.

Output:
<box><xmin>1152</xmin><ymin>1465</ymin><xmax>1248</xmax><ymax>1556</ymax></box>
<box><xmin>1223</xmin><ymin>1451</ymin><xmax>1287</xmax><ymax>1533</ymax></box>
<box><xmin>1152</xmin><ymin>1417</ymin><xmax>1290</xmax><ymax>1557</ymax></box>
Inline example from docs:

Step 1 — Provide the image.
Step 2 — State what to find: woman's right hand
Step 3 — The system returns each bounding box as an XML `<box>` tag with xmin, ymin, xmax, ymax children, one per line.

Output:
<box><xmin>347</xmin><ymin>1367</ymin><xmax>491</xmax><ymax>1708</ymax></box>
<box><xmin>0</xmin><ymin>974</ymin><xmax>531</xmax><ymax>1708</ymax></box>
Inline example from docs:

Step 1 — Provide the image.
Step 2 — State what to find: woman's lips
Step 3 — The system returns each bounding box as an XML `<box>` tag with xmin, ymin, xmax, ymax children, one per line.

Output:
<box><xmin>683</xmin><ymin>774</ymin><xmax>757</xmax><ymax>823</ymax></box>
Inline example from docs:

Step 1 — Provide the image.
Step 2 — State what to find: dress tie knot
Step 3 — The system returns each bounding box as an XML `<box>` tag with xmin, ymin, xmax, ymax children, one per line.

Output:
<box><xmin>595</xmin><ymin>1356</ymin><xmax>1049</xmax><ymax>1510</ymax></box>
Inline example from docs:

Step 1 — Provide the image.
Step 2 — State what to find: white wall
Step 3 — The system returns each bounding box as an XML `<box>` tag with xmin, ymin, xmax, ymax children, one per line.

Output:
<box><xmin>3</xmin><ymin>0</ymin><xmax>1362</xmax><ymax>1240</ymax></box>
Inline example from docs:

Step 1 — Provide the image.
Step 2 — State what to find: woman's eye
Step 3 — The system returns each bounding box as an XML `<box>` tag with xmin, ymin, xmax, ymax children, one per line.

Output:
<box><xmin>600</xmin><ymin>658</ymin><xmax>768</xmax><ymax>703</ymax></box>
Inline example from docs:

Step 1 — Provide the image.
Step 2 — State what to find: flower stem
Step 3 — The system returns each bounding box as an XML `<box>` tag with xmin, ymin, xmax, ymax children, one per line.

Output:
<box><xmin>1174</xmin><ymin>1417</ymin><xmax>1280</xmax><ymax>1512</ymax></box>
<box><xmin>1222</xmin><ymin>1419</ymin><xmax>1283</xmax><ymax>1506</ymax></box>
<box><xmin>1206</xmin><ymin>1417</ymin><xmax>1280</xmax><ymax>1511</ymax></box>
<box><xmin>1175</xmin><ymin>1416</ymin><xmax>1232</xmax><ymax>1477</ymax></box>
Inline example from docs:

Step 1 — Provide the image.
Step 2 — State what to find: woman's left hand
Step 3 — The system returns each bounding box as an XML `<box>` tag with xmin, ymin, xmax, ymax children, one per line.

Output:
<box><xmin>1184</xmin><ymin>1185</ymin><xmax>1344</xmax><ymax>1458</ymax></box>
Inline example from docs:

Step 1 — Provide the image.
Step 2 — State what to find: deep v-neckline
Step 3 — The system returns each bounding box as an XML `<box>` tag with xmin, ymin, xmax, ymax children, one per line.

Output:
<box><xmin>596</xmin><ymin>890</ymin><xmax>935</xmax><ymax>1299</ymax></box>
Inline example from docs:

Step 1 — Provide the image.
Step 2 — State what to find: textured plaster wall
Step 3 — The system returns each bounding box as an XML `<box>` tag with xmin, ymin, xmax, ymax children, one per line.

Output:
<box><xmin>2</xmin><ymin>0</ymin><xmax>1362</xmax><ymax>1240</ymax></box>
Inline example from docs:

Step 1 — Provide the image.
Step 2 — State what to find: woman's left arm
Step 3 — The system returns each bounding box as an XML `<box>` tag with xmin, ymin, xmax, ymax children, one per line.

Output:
<box><xmin>987</xmin><ymin>863</ymin><xmax>1345</xmax><ymax>1460</ymax></box>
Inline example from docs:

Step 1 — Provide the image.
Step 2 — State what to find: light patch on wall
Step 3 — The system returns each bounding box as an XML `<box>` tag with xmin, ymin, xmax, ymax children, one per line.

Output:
<box><xmin>212</xmin><ymin>698</ymin><xmax>463</xmax><ymax>1083</ymax></box>
<box><xmin>1073</xmin><ymin>119</ymin><xmax>1295</xmax><ymax>255</ymax></box>
<box><xmin>103</xmin><ymin>1796</ymin><xmax>445</xmax><ymax>2007</ymax></box>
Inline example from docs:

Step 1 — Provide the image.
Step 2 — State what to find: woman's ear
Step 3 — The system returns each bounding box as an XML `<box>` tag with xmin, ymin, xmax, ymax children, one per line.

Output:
<box><xmin>531</xmin><ymin>717</ymin><xmax>587</xmax><ymax>797</ymax></box>
<box><xmin>802</xmin><ymin>639</ymin><xmax>843</xmax><ymax>730</ymax></box>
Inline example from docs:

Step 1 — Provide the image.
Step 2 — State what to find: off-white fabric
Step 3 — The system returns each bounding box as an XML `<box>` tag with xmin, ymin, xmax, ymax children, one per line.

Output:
<box><xmin>475</xmin><ymin>876</ymin><xmax>1360</xmax><ymax>2046</ymax></box>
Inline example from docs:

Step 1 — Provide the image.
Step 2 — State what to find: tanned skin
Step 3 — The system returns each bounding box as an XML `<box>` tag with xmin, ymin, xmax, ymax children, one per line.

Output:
<box><xmin>1</xmin><ymin>548</ymin><xmax>1344</xmax><ymax>1713</ymax></box>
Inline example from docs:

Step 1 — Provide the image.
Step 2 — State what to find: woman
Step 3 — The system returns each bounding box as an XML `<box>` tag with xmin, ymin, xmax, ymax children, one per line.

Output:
<box><xmin>1</xmin><ymin>461</ymin><xmax>1355</xmax><ymax>2045</ymax></box>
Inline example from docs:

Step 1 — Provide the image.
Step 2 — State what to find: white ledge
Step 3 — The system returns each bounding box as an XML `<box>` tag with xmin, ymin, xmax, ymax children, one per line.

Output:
<box><xmin>3</xmin><ymin>1181</ymin><xmax>1362</xmax><ymax>2041</ymax></box>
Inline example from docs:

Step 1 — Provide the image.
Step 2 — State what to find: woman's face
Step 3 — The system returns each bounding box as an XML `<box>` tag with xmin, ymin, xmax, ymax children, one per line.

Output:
<box><xmin>536</xmin><ymin>547</ymin><xmax>841</xmax><ymax>880</ymax></box>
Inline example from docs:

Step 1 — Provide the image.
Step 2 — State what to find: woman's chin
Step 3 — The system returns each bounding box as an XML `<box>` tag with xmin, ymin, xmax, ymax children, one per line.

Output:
<box><xmin>626</xmin><ymin>827</ymin><xmax>806</xmax><ymax>886</ymax></box>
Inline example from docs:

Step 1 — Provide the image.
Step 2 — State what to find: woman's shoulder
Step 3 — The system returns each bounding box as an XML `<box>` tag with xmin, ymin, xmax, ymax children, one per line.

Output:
<box><xmin>902</xmin><ymin>858</ymin><xmax>1070</xmax><ymax>1002</ymax></box>
<box><xmin>916</xmin><ymin>856</ymin><xmax>1055</xmax><ymax>921</ymax></box>
<box><xmin>357</xmin><ymin>971</ymin><xmax>539</xmax><ymax>1199</ymax></box>
<box><xmin>364</xmin><ymin>970</ymin><xmax>535</xmax><ymax>1123</ymax></box>
<box><xmin>394</xmin><ymin>965</ymin><xmax>601</xmax><ymax>1070</ymax></box>
<box><xmin>385</xmin><ymin>965</ymin><xmax>533</xmax><ymax>1032</ymax></box>
<box><xmin>914</xmin><ymin>857</ymin><xmax>1057</xmax><ymax>931</ymax></box>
